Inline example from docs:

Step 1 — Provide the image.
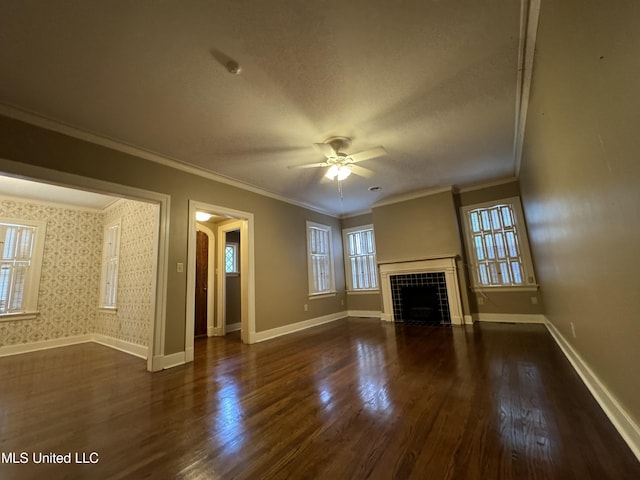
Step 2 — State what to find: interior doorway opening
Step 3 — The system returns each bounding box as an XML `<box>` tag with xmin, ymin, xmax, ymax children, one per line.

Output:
<box><xmin>186</xmin><ymin>201</ymin><xmax>255</xmax><ymax>362</ymax></box>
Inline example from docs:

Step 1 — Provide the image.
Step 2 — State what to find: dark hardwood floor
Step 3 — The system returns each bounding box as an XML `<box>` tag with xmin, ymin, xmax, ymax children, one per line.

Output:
<box><xmin>0</xmin><ymin>318</ymin><xmax>638</xmax><ymax>479</ymax></box>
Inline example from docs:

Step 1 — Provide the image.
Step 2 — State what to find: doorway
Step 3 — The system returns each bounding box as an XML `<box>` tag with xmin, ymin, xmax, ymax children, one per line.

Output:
<box><xmin>185</xmin><ymin>201</ymin><xmax>255</xmax><ymax>363</ymax></box>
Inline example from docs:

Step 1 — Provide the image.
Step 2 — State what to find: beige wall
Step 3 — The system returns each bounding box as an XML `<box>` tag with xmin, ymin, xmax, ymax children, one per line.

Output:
<box><xmin>372</xmin><ymin>190</ymin><xmax>462</xmax><ymax>263</ymax></box>
<box><xmin>0</xmin><ymin>115</ymin><xmax>344</xmax><ymax>353</ymax></box>
<box><xmin>519</xmin><ymin>1</ymin><xmax>640</xmax><ymax>424</ymax></box>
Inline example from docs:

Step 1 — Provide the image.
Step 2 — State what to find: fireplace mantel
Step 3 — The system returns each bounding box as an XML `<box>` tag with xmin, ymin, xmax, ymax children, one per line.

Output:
<box><xmin>379</xmin><ymin>257</ymin><xmax>464</xmax><ymax>325</ymax></box>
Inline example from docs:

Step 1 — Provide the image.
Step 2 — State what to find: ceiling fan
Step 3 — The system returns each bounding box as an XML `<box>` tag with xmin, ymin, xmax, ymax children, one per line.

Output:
<box><xmin>289</xmin><ymin>137</ymin><xmax>387</xmax><ymax>181</ymax></box>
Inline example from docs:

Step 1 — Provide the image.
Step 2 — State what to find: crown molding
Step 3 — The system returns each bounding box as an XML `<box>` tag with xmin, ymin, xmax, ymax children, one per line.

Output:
<box><xmin>339</xmin><ymin>209</ymin><xmax>372</xmax><ymax>220</ymax></box>
<box><xmin>0</xmin><ymin>103</ymin><xmax>339</xmax><ymax>218</ymax></box>
<box><xmin>513</xmin><ymin>0</ymin><xmax>541</xmax><ymax>176</ymax></box>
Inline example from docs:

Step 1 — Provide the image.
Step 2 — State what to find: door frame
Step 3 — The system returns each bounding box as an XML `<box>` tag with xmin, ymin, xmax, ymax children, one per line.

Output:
<box><xmin>186</xmin><ymin>200</ymin><xmax>255</xmax><ymax>362</ymax></box>
<box><xmin>216</xmin><ymin>220</ymin><xmax>243</xmax><ymax>338</ymax></box>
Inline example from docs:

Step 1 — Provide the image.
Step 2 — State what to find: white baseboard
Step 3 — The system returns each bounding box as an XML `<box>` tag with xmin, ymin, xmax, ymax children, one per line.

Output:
<box><xmin>464</xmin><ymin>314</ymin><xmax>474</xmax><ymax>325</ymax></box>
<box><xmin>226</xmin><ymin>322</ymin><xmax>241</xmax><ymax>332</ymax></box>
<box><xmin>347</xmin><ymin>310</ymin><xmax>381</xmax><ymax>318</ymax></box>
<box><xmin>92</xmin><ymin>334</ymin><xmax>148</xmax><ymax>359</ymax></box>
<box><xmin>185</xmin><ymin>346</ymin><xmax>194</xmax><ymax>363</ymax></box>
<box><xmin>250</xmin><ymin>311</ymin><xmax>347</xmax><ymax>343</ymax></box>
<box><xmin>545</xmin><ymin>319</ymin><xmax>640</xmax><ymax>462</ymax></box>
<box><xmin>473</xmin><ymin>313</ymin><xmax>546</xmax><ymax>324</ymax></box>
<box><xmin>0</xmin><ymin>334</ymin><xmax>92</xmax><ymax>357</ymax></box>
<box><xmin>161</xmin><ymin>351</ymin><xmax>186</xmax><ymax>369</ymax></box>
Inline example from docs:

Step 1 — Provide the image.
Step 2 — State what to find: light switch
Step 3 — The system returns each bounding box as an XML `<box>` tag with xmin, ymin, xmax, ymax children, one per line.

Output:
<box><xmin>177</xmin><ymin>262</ymin><xmax>184</xmax><ymax>273</ymax></box>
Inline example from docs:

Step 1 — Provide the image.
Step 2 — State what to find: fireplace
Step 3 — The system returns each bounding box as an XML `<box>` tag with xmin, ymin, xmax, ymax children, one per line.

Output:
<box><xmin>379</xmin><ymin>256</ymin><xmax>464</xmax><ymax>325</ymax></box>
<box><xmin>391</xmin><ymin>273</ymin><xmax>450</xmax><ymax>324</ymax></box>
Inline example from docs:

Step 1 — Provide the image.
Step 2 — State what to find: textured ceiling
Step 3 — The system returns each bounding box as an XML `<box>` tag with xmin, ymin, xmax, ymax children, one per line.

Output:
<box><xmin>0</xmin><ymin>0</ymin><xmax>523</xmax><ymax>215</ymax></box>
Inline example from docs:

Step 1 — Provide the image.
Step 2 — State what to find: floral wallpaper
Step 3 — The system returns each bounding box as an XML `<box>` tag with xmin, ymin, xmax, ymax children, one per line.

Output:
<box><xmin>0</xmin><ymin>196</ymin><xmax>158</xmax><ymax>351</ymax></box>
<box><xmin>0</xmin><ymin>197</ymin><xmax>102</xmax><ymax>346</ymax></box>
<box><xmin>95</xmin><ymin>199</ymin><xmax>157</xmax><ymax>346</ymax></box>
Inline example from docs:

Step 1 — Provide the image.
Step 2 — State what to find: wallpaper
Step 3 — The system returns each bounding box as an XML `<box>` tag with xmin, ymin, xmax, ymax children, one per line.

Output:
<box><xmin>0</xmin><ymin>196</ymin><xmax>158</xmax><ymax>351</ymax></box>
<box><xmin>95</xmin><ymin>198</ymin><xmax>157</xmax><ymax>346</ymax></box>
<box><xmin>0</xmin><ymin>197</ymin><xmax>103</xmax><ymax>347</ymax></box>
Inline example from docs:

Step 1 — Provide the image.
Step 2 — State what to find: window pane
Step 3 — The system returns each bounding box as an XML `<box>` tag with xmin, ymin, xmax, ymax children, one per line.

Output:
<box><xmin>491</xmin><ymin>208</ymin><xmax>501</xmax><ymax>230</ymax></box>
<box><xmin>479</xmin><ymin>264</ymin><xmax>489</xmax><ymax>285</ymax></box>
<box><xmin>470</xmin><ymin>212</ymin><xmax>480</xmax><ymax>233</ymax></box>
<box><xmin>501</xmin><ymin>207</ymin><xmax>512</xmax><ymax>227</ymax></box>
<box><xmin>511</xmin><ymin>262</ymin><xmax>523</xmax><ymax>284</ymax></box>
<box><xmin>485</xmin><ymin>235</ymin><xmax>495</xmax><ymax>259</ymax></box>
<box><xmin>481</xmin><ymin>211</ymin><xmax>491</xmax><ymax>230</ymax></box>
<box><xmin>506</xmin><ymin>231</ymin><xmax>518</xmax><ymax>258</ymax></box>
<box><xmin>495</xmin><ymin>233</ymin><xmax>506</xmax><ymax>258</ymax></box>
<box><xmin>474</xmin><ymin>236</ymin><xmax>485</xmax><ymax>260</ymax></box>
<box><xmin>500</xmin><ymin>262</ymin><xmax>511</xmax><ymax>284</ymax></box>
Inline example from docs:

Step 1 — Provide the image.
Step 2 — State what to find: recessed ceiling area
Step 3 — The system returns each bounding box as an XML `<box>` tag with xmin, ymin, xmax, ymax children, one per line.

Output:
<box><xmin>0</xmin><ymin>1</ymin><xmax>526</xmax><ymax>215</ymax></box>
<box><xmin>0</xmin><ymin>175</ymin><xmax>119</xmax><ymax>210</ymax></box>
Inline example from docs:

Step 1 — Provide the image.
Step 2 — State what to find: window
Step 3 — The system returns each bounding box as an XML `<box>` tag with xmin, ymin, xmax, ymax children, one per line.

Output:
<box><xmin>99</xmin><ymin>220</ymin><xmax>121</xmax><ymax>309</ymax></box>
<box><xmin>225</xmin><ymin>243</ymin><xmax>238</xmax><ymax>274</ymax></box>
<box><xmin>343</xmin><ymin>225</ymin><xmax>378</xmax><ymax>291</ymax></box>
<box><xmin>306</xmin><ymin>221</ymin><xmax>335</xmax><ymax>295</ymax></box>
<box><xmin>0</xmin><ymin>218</ymin><xmax>46</xmax><ymax>319</ymax></box>
<box><xmin>461</xmin><ymin>197</ymin><xmax>536</xmax><ymax>289</ymax></box>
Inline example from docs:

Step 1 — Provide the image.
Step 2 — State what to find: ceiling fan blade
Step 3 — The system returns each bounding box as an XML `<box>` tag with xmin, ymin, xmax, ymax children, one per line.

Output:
<box><xmin>348</xmin><ymin>146</ymin><xmax>387</xmax><ymax>164</ymax></box>
<box><xmin>312</xmin><ymin>142</ymin><xmax>336</xmax><ymax>158</ymax></box>
<box><xmin>288</xmin><ymin>161</ymin><xmax>328</xmax><ymax>170</ymax></box>
<box><xmin>350</xmin><ymin>164</ymin><xmax>375</xmax><ymax>178</ymax></box>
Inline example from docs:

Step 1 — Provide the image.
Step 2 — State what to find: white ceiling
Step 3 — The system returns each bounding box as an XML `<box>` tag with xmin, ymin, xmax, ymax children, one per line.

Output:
<box><xmin>0</xmin><ymin>1</ymin><xmax>524</xmax><ymax>215</ymax></box>
<box><xmin>0</xmin><ymin>175</ymin><xmax>118</xmax><ymax>210</ymax></box>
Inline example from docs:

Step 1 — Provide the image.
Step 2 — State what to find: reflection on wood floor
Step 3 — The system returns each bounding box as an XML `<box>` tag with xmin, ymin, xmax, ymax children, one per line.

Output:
<box><xmin>1</xmin><ymin>318</ymin><xmax>638</xmax><ymax>479</ymax></box>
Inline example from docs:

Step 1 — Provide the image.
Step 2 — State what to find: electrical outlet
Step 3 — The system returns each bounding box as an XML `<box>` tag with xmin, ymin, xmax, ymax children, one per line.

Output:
<box><xmin>177</xmin><ymin>262</ymin><xmax>184</xmax><ymax>273</ymax></box>
<box><xmin>531</xmin><ymin>296</ymin><xmax>538</xmax><ymax>305</ymax></box>
<box><xmin>570</xmin><ymin>322</ymin><xmax>577</xmax><ymax>338</ymax></box>
<box><xmin>304</xmin><ymin>304</ymin><xmax>308</xmax><ymax>312</ymax></box>
<box><xmin>341</xmin><ymin>299</ymin><xmax>344</xmax><ymax>306</ymax></box>
<box><xmin>477</xmin><ymin>297</ymin><xmax>484</xmax><ymax>305</ymax></box>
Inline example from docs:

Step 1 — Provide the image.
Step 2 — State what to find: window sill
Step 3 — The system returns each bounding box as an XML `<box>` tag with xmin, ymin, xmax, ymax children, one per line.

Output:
<box><xmin>226</xmin><ymin>273</ymin><xmax>240</xmax><ymax>278</ymax></box>
<box><xmin>346</xmin><ymin>289</ymin><xmax>380</xmax><ymax>295</ymax></box>
<box><xmin>0</xmin><ymin>311</ymin><xmax>39</xmax><ymax>322</ymax></box>
<box><xmin>309</xmin><ymin>292</ymin><xmax>337</xmax><ymax>300</ymax></box>
<box><xmin>471</xmin><ymin>285</ymin><xmax>539</xmax><ymax>293</ymax></box>
<box><xmin>98</xmin><ymin>307</ymin><xmax>118</xmax><ymax>315</ymax></box>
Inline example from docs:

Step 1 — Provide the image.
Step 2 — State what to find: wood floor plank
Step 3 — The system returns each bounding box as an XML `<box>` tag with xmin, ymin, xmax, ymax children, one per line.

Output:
<box><xmin>0</xmin><ymin>319</ymin><xmax>638</xmax><ymax>479</ymax></box>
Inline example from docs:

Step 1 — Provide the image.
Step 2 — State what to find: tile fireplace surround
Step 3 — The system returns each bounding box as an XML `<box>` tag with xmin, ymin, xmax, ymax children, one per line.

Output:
<box><xmin>379</xmin><ymin>256</ymin><xmax>464</xmax><ymax>325</ymax></box>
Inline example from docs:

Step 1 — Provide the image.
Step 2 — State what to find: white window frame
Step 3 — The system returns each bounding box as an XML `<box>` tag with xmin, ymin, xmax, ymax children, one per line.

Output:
<box><xmin>460</xmin><ymin>197</ymin><xmax>537</xmax><ymax>291</ymax></box>
<box><xmin>342</xmin><ymin>224</ymin><xmax>379</xmax><ymax>293</ymax></box>
<box><xmin>99</xmin><ymin>219</ymin><xmax>121</xmax><ymax>310</ymax></box>
<box><xmin>0</xmin><ymin>218</ymin><xmax>46</xmax><ymax>321</ymax></box>
<box><xmin>225</xmin><ymin>242</ymin><xmax>239</xmax><ymax>276</ymax></box>
<box><xmin>306</xmin><ymin>221</ymin><xmax>336</xmax><ymax>297</ymax></box>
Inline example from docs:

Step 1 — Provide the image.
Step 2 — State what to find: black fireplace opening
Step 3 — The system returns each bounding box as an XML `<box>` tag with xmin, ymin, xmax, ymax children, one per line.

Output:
<box><xmin>391</xmin><ymin>272</ymin><xmax>451</xmax><ymax>326</ymax></box>
<box><xmin>401</xmin><ymin>285</ymin><xmax>441</xmax><ymax>323</ymax></box>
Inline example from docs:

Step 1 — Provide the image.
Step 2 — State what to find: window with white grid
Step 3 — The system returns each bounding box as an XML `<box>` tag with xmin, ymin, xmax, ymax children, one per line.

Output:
<box><xmin>306</xmin><ymin>221</ymin><xmax>335</xmax><ymax>295</ymax></box>
<box><xmin>343</xmin><ymin>225</ymin><xmax>378</xmax><ymax>291</ymax></box>
<box><xmin>461</xmin><ymin>197</ymin><xmax>536</xmax><ymax>289</ymax></box>
<box><xmin>0</xmin><ymin>219</ymin><xmax>46</xmax><ymax>318</ymax></box>
<box><xmin>225</xmin><ymin>243</ymin><xmax>238</xmax><ymax>274</ymax></box>
<box><xmin>99</xmin><ymin>220</ymin><xmax>121</xmax><ymax>308</ymax></box>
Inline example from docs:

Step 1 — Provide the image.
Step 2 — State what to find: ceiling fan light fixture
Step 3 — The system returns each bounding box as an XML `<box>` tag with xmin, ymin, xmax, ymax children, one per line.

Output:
<box><xmin>195</xmin><ymin>211</ymin><xmax>213</xmax><ymax>222</ymax></box>
<box><xmin>325</xmin><ymin>164</ymin><xmax>351</xmax><ymax>181</ymax></box>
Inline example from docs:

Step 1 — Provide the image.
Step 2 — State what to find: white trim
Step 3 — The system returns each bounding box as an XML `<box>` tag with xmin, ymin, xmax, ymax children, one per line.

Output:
<box><xmin>464</xmin><ymin>314</ymin><xmax>474</xmax><ymax>325</ymax></box>
<box><xmin>346</xmin><ymin>290</ymin><xmax>380</xmax><ymax>295</ymax></box>
<box><xmin>0</xmin><ymin>311</ymin><xmax>39</xmax><ymax>322</ymax></box>
<box><xmin>513</xmin><ymin>0</ymin><xmax>541</xmax><ymax>176</ymax></box>
<box><xmin>0</xmin><ymin>103</ymin><xmax>338</xmax><ymax>218</ymax></box>
<box><xmin>379</xmin><ymin>257</ymin><xmax>464</xmax><ymax>325</ymax></box>
<box><xmin>306</xmin><ymin>221</ymin><xmax>336</xmax><ymax>296</ymax></box>
<box><xmin>342</xmin><ymin>224</ymin><xmax>378</xmax><ymax>292</ymax></box>
<box><xmin>0</xmin><ymin>334</ymin><xmax>92</xmax><ymax>357</ymax></box>
<box><xmin>347</xmin><ymin>310</ymin><xmax>381</xmax><ymax>318</ymax></box>
<box><xmin>372</xmin><ymin>186</ymin><xmax>453</xmax><ymax>209</ymax></box>
<box><xmin>377</xmin><ymin>253</ymin><xmax>460</xmax><ymax>265</ymax></box>
<box><xmin>226</xmin><ymin>322</ymin><xmax>241</xmax><ymax>332</ymax></box>
<box><xmin>339</xmin><ymin>209</ymin><xmax>373</xmax><ymax>219</ymax></box>
<box><xmin>545</xmin><ymin>319</ymin><xmax>640</xmax><ymax>462</ymax></box>
<box><xmin>472</xmin><ymin>285</ymin><xmax>539</xmax><ymax>293</ymax></box>
<box><xmin>186</xmin><ymin>201</ymin><xmax>256</xmax><ymax>352</ymax></box>
<box><xmin>309</xmin><ymin>292</ymin><xmax>337</xmax><ymax>300</ymax></box>
<box><xmin>161</xmin><ymin>351</ymin><xmax>186</xmax><ymax>370</ymax></box>
<box><xmin>92</xmin><ymin>334</ymin><xmax>148</xmax><ymax>359</ymax></box>
<box><xmin>473</xmin><ymin>313</ymin><xmax>546</xmax><ymax>324</ymax></box>
<box><xmin>250</xmin><ymin>311</ymin><xmax>347</xmax><ymax>343</ymax></box>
